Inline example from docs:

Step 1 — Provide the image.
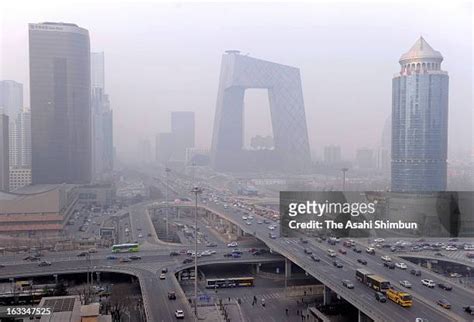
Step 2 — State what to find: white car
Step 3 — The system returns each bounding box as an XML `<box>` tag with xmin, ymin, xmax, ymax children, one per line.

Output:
<box><xmin>381</xmin><ymin>255</ymin><xmax>392</xmax><ymax>262</ymax></box>
<box><xmin>374</xmin><ymin>238</ymin><xmax>385</xmax><ymax>243</ymax></box>
<box><xmin>445</xmin><ymin>246</ymin><xmax>457</xmax><ymax>251</ymax></box>
<box><xmin>399</xmin><ymin>280</ymin><xmax>412</xmax><ymax>288</ymax></box>
<box><xmin>175</xmin><ymin>309</ymin><xmax>185</xmax><ymax>319</ymax></box>
<box><xmin>242</xmin><ymin>216</ymin><xmax>248</xmax><ymax>220</ymax></box>
<box><xmin>395</xmin><ymin>262</ymin><xmax>407</xmax><ymax>269</ymax></box>
<box><xmin>248</xmin><ymin>215</ymin><xmax>254</xmax><ymax>220</ymax></box>
<box><xmin>268</xmin><ymin>225</ymin><xmax>275</xmax><ymax>230</ymax></box>
<box><xmin>227</xmin><ymin>242</ymin><xmax>238</xmax><ymax>247</ymax></box>
<box><xmin>421</xmin><ymin>279</ymin><xmax>436</xmax><ymax>288</ymax></box>
<box><xmin>160</xmin><ymin>273</ymin><xmax>166</xmax><ymax>280</ymax></box>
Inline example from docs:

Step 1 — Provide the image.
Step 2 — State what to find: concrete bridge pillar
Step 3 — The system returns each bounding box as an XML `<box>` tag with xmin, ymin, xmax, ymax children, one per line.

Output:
<box><xmin>426</xmin><ymin>261</ymin><xmax>432</xmax><ymax>270</ymax></box>
<box><xmin>96</xmin><ymin>272</ymin><xmax>101</xmax><ymax>284</ymax></box>
<box><xmin>285</xmin><ymin>258</ymin><xmax>292</xmax><ymax>278</ymax></box>
<box><xmin>323</xmin><ymin>285</ymin><xmax>332</xmax><ymax>305</ymax></box>
<box><xmin>255</xmin><ymin>264</ymin><xmax>261</xmax><ymax>274</ymax></box>
<box><xmin>358</xmin><ymin>310</ymin><xmax>373</xmax><ymax>322</ymax></box>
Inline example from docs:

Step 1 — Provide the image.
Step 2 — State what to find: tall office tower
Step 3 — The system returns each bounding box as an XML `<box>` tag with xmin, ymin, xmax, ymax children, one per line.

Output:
<box><xmin>211</xmin><ymin>51</ymin><xmax>311</xmax><ymax>172</ymax></box>
<box><xmin>0</xmin><ymin>80</ymin><xmax>23</xmax><ymax>119</ymax></box>
<box><xmin>391</xmin><ymin>37</ymin><xmax>449</xmax><ymax>191</ymax></box>
<box><xmin>29</xmin><ymin>22</ymin><xmax>91</xmax><ymax>184</ymax></box>
<box><xmin>91</xmin><ymin>52</ymin><xmax>113</xmax><ymax>179</ymax></box>
<box><xmin>9</xmin><ymin>107</ymin><xmax>31</xmax><ymax>168</ymax></box>
<box><xmin>0</xmin><ymin>113</ymin><xmax>9</xmax><ymax>191</ymax></box>
<box><xmin>171</xmin><ymin>111</ymin><xmax>195</xmax><ymax>161</ymax></box>
<box><xmin>323</xmin><ymin>145</ymin><xmax>342</xmax><ymax>164</ymax></box>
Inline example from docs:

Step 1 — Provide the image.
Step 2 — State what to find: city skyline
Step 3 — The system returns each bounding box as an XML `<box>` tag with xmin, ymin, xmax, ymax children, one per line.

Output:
<box><xmin>0</xmin><ymin>2</ymin><xmax>471</xmax><ymax>163</ymax></box>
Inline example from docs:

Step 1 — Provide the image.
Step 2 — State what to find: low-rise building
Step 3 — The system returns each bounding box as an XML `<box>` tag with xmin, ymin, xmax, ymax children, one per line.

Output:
<box><xmin>0</xmin><ymin>184</ymin><xmax>78</xmax><ymax>239</ymax></box>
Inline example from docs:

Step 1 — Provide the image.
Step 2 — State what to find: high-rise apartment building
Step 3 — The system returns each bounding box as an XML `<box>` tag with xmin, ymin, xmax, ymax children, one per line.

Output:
<box><xmin>391</xmin><ymin>37</ymin><xmax>449</xmax><ymax>191</ymax></box>
<box><xmin>29</xmin><ymin>22</ymin><xmax>91</xmax><ymax>184</ymax></box>
<box><xmin>9</xmin><ymin>107</ymin><xmax>31</xmax><ymax>169</ymax></box>
<box><xmin>0</xmin><ymin>113</ymin><xmax>9</xmax><ymax>191</ymax></box>
<box><xmin>0</xmin><ymin>80</ymin><xmax>23</xmax><ymax>119</ymax></box>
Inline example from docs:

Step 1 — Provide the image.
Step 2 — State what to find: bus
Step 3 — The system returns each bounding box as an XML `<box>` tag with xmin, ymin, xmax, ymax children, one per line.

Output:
<box><xmin>386</xmin><ymin>287</ymin><xmax>413</xmax><ymax>307</ymax></box>
<box><xmin>355</xmin><ymin>269</ymin><xmax>391</xmax><ymax>293</ymax></box>
<box><xmin>111</xmin><ymin>243</ymin><xmax>140</xmax><ymax>253</ymax></box>
<box><xmin>205</xmin><ymin>277</ymin><xmax>254</xmax><ymax>289</ymax></box>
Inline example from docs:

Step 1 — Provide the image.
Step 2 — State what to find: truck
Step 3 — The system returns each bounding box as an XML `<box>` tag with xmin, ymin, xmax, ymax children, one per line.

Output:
<box><xmin>355</xmin><ymin>269</ymin><xmax>391</xmax><ymax>293</ymax></box>
<box><xmin>385</xmin><ymin>287</ymin><xmax>413</xmax><ymax>307</ymax></box>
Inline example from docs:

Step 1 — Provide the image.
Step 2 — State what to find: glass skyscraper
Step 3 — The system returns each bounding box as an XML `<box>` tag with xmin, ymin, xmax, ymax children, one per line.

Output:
<box><xmin>391</xmin><ymin>37</ymin><xmax>449</xmax><ymax>191</ymax></box>
<box><xmin>29</xmin><ymin>22</ymin><xmax>91</xmax><ymax>184</ymax></box>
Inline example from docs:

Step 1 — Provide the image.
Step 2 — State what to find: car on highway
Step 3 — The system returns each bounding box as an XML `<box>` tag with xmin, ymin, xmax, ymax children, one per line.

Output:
<box><xmin>227</xmin><ymin>242</ymin><xmax>238</xmax><ymax>247</ymax></box>
<box><xmin>159</xmin><ymin>273</ymin><xmax>166</xmax><ymax>280</ymax></box>
<box><xmin>168</xmin><ymin>291</ymin><xmax>176</xmax><ymax>300</ymax></box>
<box><xmin>399</xmin><ymin>280</ymin><xmax>412</xmax><ymax>288</ymax></box>
<box><xmin>374</xmin><ymin>238</ymin><xmax>385</xmax><ymax>243</ymax></box>
<box><xmin>232</xmin><ymin>253</ymin><xmax>241</xmax><ymax>258</ymax></box>
<box><xmin>381</xmin><ymin>255</ymin><xmax>391</xmax><ymax>262</ymax></box>
<box><xmin>106</xmin><ymin>255</ymin><xmax>117</xmax><ymax>260</ymax></box>
<box><xmin>333</xmin><ymin>261</ymin><xmax>343</xmax><ymax>268</ymax></box>
<box><xmin>119</xmin><ymin>258</ymin><xmax>131</xmax><ymax>263</ymax></box>
<box><xmin>449</xmin><ymin>272</ymin><xmax>462</xmax><ymax>278</ymax></box>
<box><xmin>445</xmin><ymin>246</ymin><xmax>457</xmax><ymax>251</ymax></box>
<box><xmin>375</xmin><ymin>292</ymin><xmax>386</xmax><ymax>303</ymax></box>
<box><xmin>342</xmin><ymin>280</ymin><xmax>354</xmax><ymax>289</ymax></box>
<box><xmin>242</xmin><ymin>216</ymin><xmax>248</xmax><ymax>220</ymax></box>
<box><xmin>182</xmin><ymin>258</ymin><xmax>193</xmax><ymax>264</ymax></box>
<box><xmin>129</xmin><ymin>255</ymin><xmax>141</xmax><ymax>260</ymax></box>
<box><xmin>252</xmin><ymin>249</ymin><xmax>268</xmax><ymax>256</ymax></box>
<box><xmin>77</xmin><ymin>251</ymin><xmax>88</xmax><ymax>257</ymax></box>
<box><xmin>0</xmin><ymin>264</ymin><xmax>5</xmax><ymax>269</ymax></box>
<box><xmin>257</xmin><ymin>220</ymin><xmax>263</xmax><ymax>224</ymax></box>
<box><xmin>170</xmin><ymin>251</ymin><xmax>180</xmax><ymax>256</ymax></box>
<box><xmin>206</xmin><ymin>242</ymin><xmax>217</xmax><ymax>247</ymax></box>
<box><xmin>268</xmin><ymin>225</ymin><xmax>276</xmax><ymax>230</ymax></box>
<box><xmin>352</xmin><ymin>247</ymin><xmax>362</xmax><ymax>253</ymax></box>
<box><xmin>310</xmin><ymin>254</ymin><xmax>320</xmax><ymax>262</ymax></box>
<box><xmin>395</xmin><ymin>262</ymin><xmax>407</xmax><ymax>269</ymax></box>
<box><xmin>357</xmin><ymin>259</ymin><xmax>367</xmax><ymax>265</ymax></box>
<box><xmin>464</xmin><ymin>306</ymin><xmax>474</xmax><ymax>315</ymax></box>
<box><xmin>383</xmin><ymin>262</ymin><xmax>395</xmax><ymax>269</ymax></box>
<box><xmin>421</xmin><ymin>279</ymin><xmax>436</xmax><ymax>288</ymax></box>
<box><xmin>437</xmin><ymin>283</ymin><xmax>452</xmax><ymax>291</ymax></box>
<box><xmin>175</xmin><ymin>310</ymin><xmax>185</xmax><ymax>319</ymax></box>
<box><xmin>410</xmin><ymin>269</ymin><xmax>422</xmax><ymax>276</ymax></box>
<box><xmin>304</xmin><ymin>248</ymin><xmax>312</xmax><ymax>255</ymax></box>
<box><xmin>38</xmin><ymin>261</ymin><xmax>51</xmax><ymax>267</ymax></box>
<box><xmin>437</xmin><ymin>299</ymin><xmax>451</xmax><ymax>309</ymax></box>
<box><xmin>338</xmin><ymin>248</ymin><xmax>347</xmax><ymax>255</ymax></box>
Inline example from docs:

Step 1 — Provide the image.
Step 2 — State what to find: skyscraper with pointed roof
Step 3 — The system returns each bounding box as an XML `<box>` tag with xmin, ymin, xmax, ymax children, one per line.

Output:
<box><xmin>391</xmin><ymin>37</ymin><xmax>449</xmax><ymax>191</ymax></box>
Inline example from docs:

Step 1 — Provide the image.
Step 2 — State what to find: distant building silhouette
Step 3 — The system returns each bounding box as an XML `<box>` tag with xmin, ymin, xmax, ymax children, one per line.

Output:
<box><xmin>91</xmin><ymin>52</ymin><xmax>114</xmax><ymax>179</ymax></box>
<box><xmin>391</xmin><ymin>37</ymin><xmax>449</xmax><ymax>191</ymax></box>
<box><xmin>0</xmin><ymin>113</ymin><xmax>9</xmax><ymax>191</ymax></box>
<box><xmin>171</xmin><ymin>111</ymin><xmax>195</xmax><ymax>161</ymax></box>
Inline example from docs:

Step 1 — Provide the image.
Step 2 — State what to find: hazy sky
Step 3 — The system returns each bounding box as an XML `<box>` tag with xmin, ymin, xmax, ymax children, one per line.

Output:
<box><xmin>1</xmin><ymin>0</ymin><xmax>472</xmax><ymax>161</ymax></box>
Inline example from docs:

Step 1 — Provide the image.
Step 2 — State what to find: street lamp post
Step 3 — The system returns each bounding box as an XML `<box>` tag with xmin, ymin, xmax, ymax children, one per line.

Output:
<box><xmin>165</xmin><ymin>168</ymin><xmax>171</xmax><ymax>239</ymax></box>
<box><xmin>191</xmin><ymin>186</ymin><xmax>203</xmax><ymax>320</ymax></box>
